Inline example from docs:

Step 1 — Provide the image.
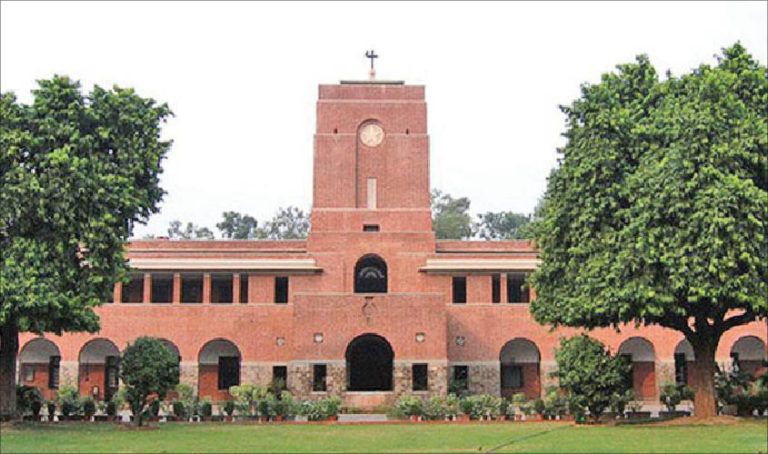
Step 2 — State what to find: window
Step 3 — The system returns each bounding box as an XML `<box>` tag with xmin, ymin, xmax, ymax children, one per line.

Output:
<box><xmin>151</xmin><ymin>273</ymin><xmax>173</xmax><ymax>303</ymax></box>
<box><xmin>218</xmin><ymin>356</ymin><xmax>240</xmax><ymax>390</ymax></box>
<box><xmin>23</xmin><ymin>366</ymin><xmax>34</xmax><ymax>382</ymax></box>
<box><xmin>412</xmin><ymin>364</ymin><xmax>428</xmax><ymax>391</ymax></box>
<box><xmin>122</xmin><ymin>274</ymin><xmax>144</xmax><ymax>303</ymax></box>
<box><xmin>239</xmin><ymin>274</ymin><xmax>249</xmax><ymax>303</ymax></box>
<box><xmin>731</xmin><ymin>352</ymin><xmax>740</xmax><ymax>371</ymax></box>
<box><xmin>313</xmin><ymin>364</ymin><xmax>327</xmax><ymax>392</ymax></box>
<box><xmin>273</xmin><ymin>366</ymin><xmax>287</xmax><ymax>389</ymax></box>
<box><xmin>491</xmin><ymin>274</ymin><xmax>501</xmax><ymax>303</ymax></box>
<box><xmin>452</xmin><ymin>365</ymin><xmax>469</xmax><ymax>391</ymax></box>
<box><xmin>501</xmin><ymin>365</ymin><xmax>523</xmax><ymax>389</ymax></box>
<box><xmin>363</xmin><ymin>224</ymin><xmax>380</xmax><ymax>232</ymax></box>
<box><xmin>507</xmin><ymin>273</ymin><xmax>529</xmax><ymax>303</ymax></box>
<box><xmin>620</xmin><ymin>354</ymin><xmax>633</xmax><ymax>391</ymax></box>
<box><xmin>105</xmin><ymin>356</ymin><xmax>120</xmax><ymax>400</ymax></box>
<box><xmin>211</xmin><ymin>274</ymin><xmax>233</xmax><ymax>303</ymax></box>
<box><xmin>48</xmin><ymin>356</ymin><xmax>60</xmax><ymax>389</ymax></box>
<box><xmin>181</xmin><ymin>274</ymin><xmax>203</xmax><ymax>303</ymax></box>
<box><xmin>674</xmin><ymin>353</ymin><xmax>687</xmax><ymax>385</ymax></box>
<box><xmin>452</xmin><ymin>277</ymin><xmax>466</xmax><ymax>304</ymax></box>
<box><xmin>275</xmin><ymin>277</ymin><xmax>289</xmax><ymax>303</ymax></box>
<box><xmin>354</xmin><ymin>255</ymin><xmax>387</xmax><ymax>293</ymax></box>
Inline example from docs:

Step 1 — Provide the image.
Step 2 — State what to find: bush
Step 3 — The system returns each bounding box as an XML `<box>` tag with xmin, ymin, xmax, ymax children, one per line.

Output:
<box><xmin>422</xmin><ymin>395</ymin><xmax>448</xmax><ymax>420</ymax></box>
<box><xmin>56</xmin><ymin>382</ymin><xmax>82</xmax><ymax>417</ymax></box>
<box><xmin>230</xmin><ymin>384</ymin><xmax>269</xmax><ymax>417</ymax></box>
<box><xmin>394</xmin><ymin>395</ymin><xmax>423</xmax><ymax>417</ymax></box>
<box><xmin>82</xmin><ymin>396</ymin><xmax>96</xmax><ymax>417</ymax></box>
<box><xmin>317</xmin><ymin>396</ymin><xmax>341</xmax><ymax>419</ymax></box>
<box><xmin>201</xmin><ymin>400</ymin><xmax>213</xmax><ymax>417</ymax></box>
<box><xmin>275</xmin><ymin>391</ymin><xmax>294</xmax><ymax>417</ymax></box>
<box><xmin>543</xmin><ymin>387</ymin><xmax>566</xmax><ymax>417</ymax></box>
<box><xmin>172</xmin><ymin>401</ymin><xmax>186</xmax><ymax>418</ymax></box>
<box><xmin>119</xmin><ymin>337</ymin><xmax>180</xmax><ymax>426</ymax></box>
<box><xmin>659</xmin><ymin>383</ymin><xmax>694</xmax><ymax>413</ymax></box>
<box><xmin>459</xmin><ymin>394</ymin><xmax>503</xmax><ymax>419</ymax></box>
<box><xmin>609</xmin><ymin>389</ymin><xmax>635</xmax><ymax>416</ymax></box>
<box><xmin>224</xmin><ymin>400</ymin><xmax>235</xmax><ymax>416</ymax></box>
<box><xmin>16</xmin><ymin>385</ymin><xmax>43</xmax><ymax>416</ymax></box>
<box><xmin>150</xmin><ymin>399</ymin><xmax>161</xmax><ymax>417</ymax></box>
<box><xmin>46</xmin><ymin>401</ymin><xmax>56</xmax><ymax>418</ymax></box>
<box><xmin>445</xmin><ymin>394</ymin><xmax>461</xmax><ymax>417</ymax></box>
<box><xmin>106</xmin><ymin>401</ymin><xmax>117</xmax><ymax>417</ymax></box>
<box><xmin>532</xmin><ymin>397</ymin><xmax>546</xmax><ymax>416</ymax></box>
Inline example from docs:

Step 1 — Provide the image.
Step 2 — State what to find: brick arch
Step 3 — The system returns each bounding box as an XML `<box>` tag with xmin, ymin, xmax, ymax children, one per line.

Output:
<box><xmin>78</xmin><ymin>338</ymin><xmax>120</xmax><ymax>401</ymax></box>
<box><xmin>19</xmin><ymin>338</ymin><xmax>61</xmax><ymax>400</ymax></box>
<box><xmin>197</xmin><ymin>338</ymin><xmax>241</xmax><ymax>401</ymax></box>
<box><xmin>730</xmin><ymin>335</ymin><xmax>767</xmax><ymax>377</ymax></box>
<box><xmin>345</xmin><ymin>333</ymin><xmax>394</xmax><ymax>391</ymax></box>
<box><xmin>499</xmin><ymin>338</ymin><xmax>541</xmax><ymax>399</ymax></box>
<box><xmin>618</xmin><ymin>337</ymin><xmax>656</xmax><ymax>399</ymax></box>
<box><xmin>354</xmin><ymin>254</ymin><xmax>388</xmax><ymax>293</ymax></box>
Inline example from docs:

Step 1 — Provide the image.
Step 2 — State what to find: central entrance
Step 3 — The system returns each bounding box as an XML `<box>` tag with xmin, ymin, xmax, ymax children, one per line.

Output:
<box><xmin>345</xmin><ymin>334</ymin><xmax>394</xmax><ymax>391</ymax></box>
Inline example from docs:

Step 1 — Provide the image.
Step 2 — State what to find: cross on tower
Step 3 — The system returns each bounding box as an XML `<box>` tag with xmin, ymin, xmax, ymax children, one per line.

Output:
<box><xmin>365</xmin><ymin>50</ymin><xmax>378</xmax><ymax>70</ymax></box>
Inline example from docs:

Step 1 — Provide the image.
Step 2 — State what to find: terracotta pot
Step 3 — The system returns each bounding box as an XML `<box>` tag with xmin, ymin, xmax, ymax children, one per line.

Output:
<box><xmin>225</xmin><ymin>415</ymin><xmax>234</xmax><ymax>422</ymax></box>
<box><xmin>410</xmin><ymin>415</ymin><xmax>420</xmax><ymax>422</ymax></box>
<box><xmin>259</xmin><ymin>415</ymin><xmax>269</xmax><ymax>423</ymax></box>
<box><xmin>327</xmin><ymin>415</ymin><xmax>338</xmax><ymax>421</ymax></box>
<box><xmin>275</xmin><ymin>415</ymin><xmax>284</xmax><ymax>422</ymax></box>
<box><xmin>457</xmin><ymin>414</ymin><xmax>470</xmax><ymax>422</ymax></box>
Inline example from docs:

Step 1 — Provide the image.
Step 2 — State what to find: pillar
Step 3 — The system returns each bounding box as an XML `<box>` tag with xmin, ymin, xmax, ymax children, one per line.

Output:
<box><xmin>179</xmin><ymin>361</ymin><xmax>199</xmax><ymax>393</ymax></box>
<box><xmin>232</xmin><ymin>274</ymin><xmax>241</xmax><ymax>303</ymax></box>
<box><xmin>142</xmin><ymin>273</ymin><xmax>151</xmax><ymax>303</ymax></box>
<box><xmin>172</xmin><ymin>273</ymin><xmax>181</xmax><ymax>304</ymax></box>
<box><xmin>202</xmin><ymin>273</ymin><xmax>211</xmax><ymax>304</ymax></box>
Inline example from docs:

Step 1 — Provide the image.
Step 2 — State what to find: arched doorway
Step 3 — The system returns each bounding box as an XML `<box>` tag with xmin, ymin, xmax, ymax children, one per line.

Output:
<box><xmin>354</xmin><ymin>255</ymin><xmax>387</xmax><ymax>293</ymax></box>
<box><xmin>346</xmin><ymin>334</ymin><xmax>393</xmax><ymax>391</ymax></box>
<box><xmin>79</xmin><ymin>338</ymin><xmax>120</xmax><ymax>401</ymax></box>
<box><xmin>198</xmin><ymin>339</ymin><xmax>240</xmax><ymax>400</ymax></box>
<box><xmin>618</xmin><ymin>337</ymin><xmax>656</xmax><ymax>399</ymax></box>
<box><xmin>674</xmin><ymin>339</ymin><xmax>695</xmax><ymax>386</ymax></box>
<box><xmin>500</xmin><ymin>338</ymin><xmax>541</xmax><ymax>399</ymax></box>
<box><xmin>730</xmin><ymin>336</ymin><xmax>767</xmax><ymax>377</ymax></box>
<box><xmin>19</xmin><ymin>338</ymin><xmax>61</xmax><ymax>400</ymax></box>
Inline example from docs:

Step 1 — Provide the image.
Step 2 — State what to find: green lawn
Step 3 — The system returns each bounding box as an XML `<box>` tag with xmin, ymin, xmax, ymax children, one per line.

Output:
<box><xmin>1</xmin><ymin>420</ymin><xmax>766</xmax><ymax>453</ymax></box>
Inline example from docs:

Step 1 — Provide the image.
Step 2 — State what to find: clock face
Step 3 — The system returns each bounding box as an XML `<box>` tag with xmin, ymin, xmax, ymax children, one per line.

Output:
<box><xmin>359</xmin><ymin>123</ymin><xmax>384</xmax><ymax>147</ymax></box>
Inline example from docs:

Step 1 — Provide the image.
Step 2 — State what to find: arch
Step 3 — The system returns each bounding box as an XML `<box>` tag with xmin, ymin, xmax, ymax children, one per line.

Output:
<box><xmin>354</xmin><ymin>254</ymin><xmax>388</xmax><ymax>293</ymax></box>
<box><xmin>674</xmin><ymin>339</ymin><xmax>695</xmax><ymax>386</ymax></box>
<box><xmin>19</xmin><ymin>338</ymin><xmax>61</xmax><ymax>400</ymax></box>
<box><xmin>617</xmin><ymin>337</ymin><xmax>656</xmax><ymax>399</ymax></box>
<box><xmin>345</xmin><ymin>333</ymin><xmax>394</xmax><ymax>391</ymax></box>
<box><xmin>78</xmin><ymin>338</ymin><xmax>120</xmax><ymax>401</ymax></box>
<box><xmin>730</xmin><ymin>336</ymin><xmax>767</xmax><ymax>376</ymax></box>
<box><xmin>197</xmin><ymin>338</ymin><xmax>241</xmax><ymax>400</ymax></box>
<box><xmin>157</xmin><ymin>338</ymin><xmax>181</xmax><ymax>361</ymax></box>
<box><xmin>499</xmin><ymin>338</ymin><xmax>541</xmax><ymax>399</ymax></box>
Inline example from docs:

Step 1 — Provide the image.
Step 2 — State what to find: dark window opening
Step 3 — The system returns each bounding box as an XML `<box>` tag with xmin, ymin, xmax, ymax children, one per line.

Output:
<box><xmin>333</xmin><ymin>128</ymin><xmax>338</xmax><ymax>134</ymax></box>
<box><xmin>501</xmin><ymin>364</ymin><xmax>523</xmax><ymax>389</ymax></box>
<box><xmin>452</xmin><ymin>365</ymin><xmax>469</xmax><ymax>391</ymax></box>
<box><xmin>674</xmin><ymin>353</ymin><xmax>688</xmax><ymax>385</ymax></box>
<box><xmin>181</xmin><ymin>274</ymin><xmax>203</xmax><ymax>303</ymax></box>
<box><xmin>620</xmin><ymin>354</ymin><xmax>633</xmax><ymax>391</ymax></box>
<box><xmin>211</xmin><ymin>274</ymin><xmax>233</xmax><ymax>303</ymax></box>
<box><xmin>275</xmin><ymin>277</ymin><xmax>289</xmax><ymax>304</ymax></box>
<box><xmin>491</xmin><ymin>274</ymin><xmax>501</xmax><ymax>303</ymax></box>
<box><xmin>48</xmin><ymin>356</ymin><xmax>60</xmax><ymax>389</ymax></box>
<box><xmin>151</xmin><ymin>273</ymin><xmax>173</xmax><ymax>303</ymax></box>
<box><xmin>354</xmin><ymin>255</ymin><xmax>388</xmax><ymax>293</ymax></box>
<box><xmin>239</xmin><ymin>274</ymin><xmax>249</xmax><ymax>303</ymax></box>
<box><xmin>105</xmin><ymin>356</ymin><xmax>119</xmax><ymax>401</ymax></box>
<box><xmin>507</xmin><ymin>273</ymin><xmax>529</xmax><ymax>303</ymax></box>
<box><xmin>273</xmin><ymin>366</ymin><xmax>287</xmax><ymax>389</ymax></box>
<box><xmin>452</xmin><ymin>276</ymin><xmax>467</xmax><ymax>304</ymax></box>
<box><xmin>313</xmin><ymin>364</ymin><xmax>327</xmax><ymax>392</ymax></box>
<box><xmin>346</xmin><ymin>334</ymin><xmax>393</xmax><ymax>391</ymax></box>
<box><xmin>406</xmin><ymin>128</ymin><xmax>410</xmax><ymax>135</ymax></box>
<box><xmin>122</xmin><ymin>275</ymin><xmax>144</xmax><ymax>303</ymax></box>
<box><xmin>731</xmin><ymin>352</ymin><xmax>740</xmax><ymax>371</ymax></box>
<box><xmin>412</xmin><ymin>364</ymin><xmax>428</xmax><ymax>391</ymax></box>
<box><xmin>363</xmin><ymin>224</ymin><xmax>380</xmax><ymax>232</ymax></box>
<box><xmin>218</xmin><ymin>356</ymin><xmax>240</xmax><ymax>390</ymax></box>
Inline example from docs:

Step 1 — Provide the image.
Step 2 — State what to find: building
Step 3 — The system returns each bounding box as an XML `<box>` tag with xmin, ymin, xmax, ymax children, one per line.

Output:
<box><xmin>18</xmin><ymin>77</ymin><xmax>767</xmax><ymax>409</ymax></box>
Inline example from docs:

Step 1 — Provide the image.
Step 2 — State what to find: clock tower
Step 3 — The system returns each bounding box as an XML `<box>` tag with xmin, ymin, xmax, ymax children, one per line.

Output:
<box><xmin>309</xmin><ymin>80</ymin><xmax>433</xmax><ymax>235</ymax></box>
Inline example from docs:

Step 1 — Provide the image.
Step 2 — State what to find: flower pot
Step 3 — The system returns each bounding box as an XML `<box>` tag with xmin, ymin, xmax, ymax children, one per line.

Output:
<box><xmin>327</xmin><ymin>415</ymin><xmax>338</xmax><ymax>422</ymax></box>
<box><xmin>259</xmin><ymin>415</ymin><xmax>269</xmax><ymax>423</ymax></box>
<box><xmin>457</xmin><ymin>414</ymin><xmax>470</xmax><ymax>422</ymax></box>
<box><xmin>275</xmin><ymin>415</ymin><xmax>284</xmax><ymax>422</ymax></box>
<box><xmin>409</xmin><ymin>415</ymin><xmax>420</xmax><ymax>422</ymax></box>
<box><xmin>225</xmin><ymin>415</ymin><xmax>234</xmax><ymax>422</ymax></box>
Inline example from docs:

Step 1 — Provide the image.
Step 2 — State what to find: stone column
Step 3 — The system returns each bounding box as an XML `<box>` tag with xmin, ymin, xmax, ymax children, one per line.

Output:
<box><xmin>393</xmin><ymin>361</ymin><xmax>411</xmax><ymax>398</ymax></box>
<box><xmin>468</xmin><ymin>362</ymin><xmax>500</xmax><ymax>396</ymax></box>
<box><xmin>180</xmin><ymin>361</ymin><xmax>199</xmax><ymax>394</ymax></box>
<box><xmin>327</xmin><ymin>362</ymin><xmax>346</xmax><ymax>397</ymax></box>
<box><xmin>172</xmin><ymin>273</ymin><xmax>181</xmax><ymax>304</ymax></box>
<box><xmin>539</xmin><ymin>361</ymin><xmax>559</xmax><ymax>397</ymax></box>
<box><xmin>142</xmin><ymin>273</ymin><xmax>152</xmax><ymax>303</ymax></box>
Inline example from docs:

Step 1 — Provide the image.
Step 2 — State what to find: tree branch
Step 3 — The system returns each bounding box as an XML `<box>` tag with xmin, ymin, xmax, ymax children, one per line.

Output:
<box><xmin>720</xmin><ymin>309</ymin><xmax>756</xmax><ymax>333</ymax></box>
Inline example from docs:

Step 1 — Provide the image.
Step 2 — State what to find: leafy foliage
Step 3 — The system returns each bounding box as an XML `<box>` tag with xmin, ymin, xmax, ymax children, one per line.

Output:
<box><xmin>553</xmin><ymin>335</ymin><xmax>631</xmax><ymax>422</ymax></box>
<box><xmin>530</xmin><ymin>44</ymin><xmax>767</xmax><ymax>417</ymax></box>
<box><xmin>119</xmin><ymin>336</ymin><xmax>180</xmax><ymax>426</ymax></box>
<box><xmin>261</xmin><ymin>206</ymin><xmax>310</xmax><ymax>240</ymax></box>
<box><xmin>167</xmin><ymin>220</ymin><xmax>214</xmax><ymax>239</ymax></box>
<box><xmin>431</xmin><ymin>189</ymin><xmax>473</xmax><ymax>239</ymax></box>
<box><xmin>475</xmin><ymin>211</ymin><xmax>533</xmax><ymax>240</ymax></box>
<box><xmin>216</xmin><ymin>211</ymin><xmax>260</xmax><ymax>239</ymax></box>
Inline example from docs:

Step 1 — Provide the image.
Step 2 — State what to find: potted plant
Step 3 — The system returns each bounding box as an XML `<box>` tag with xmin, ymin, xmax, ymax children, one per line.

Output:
<box><xmin>445</xmin><ymin>394</ymin><xmax>461</xmax><ymax>421</ymax></box>
<box><xmin>275</xmin><ymin>390</ymin><xmax>294</xmax><ymax>422</ymax></box>
<box><xmin>224</xmin><ymin>401</ymin><xmax>236</xmax><ymax>422</ymax></box>
<box><xmin>659</xmin><ymin>383</ymin><xmax>693</xmax><ymax>418</ymax></box>
<box><xmin>532</xmin><ymin>398</ymin><xmax>546</xmax><ymax>421</ymax></box>
<box><xmin>172</xmin><ymin>401</ymin><xmax>186</xmax><ymax>421</ymax></box>
<box><xmin>511</xmin><ymin>393</ymin><xmax>527</xmax><ymax>421</ymax></box>
<box><xmin>258</xmin><ymin>395</ymin><xmax>271</xmax><ymax>422</ymax></box>
<box><xmin>458</xmin><ymin>396</ymin><xmax>473</xmax><ymax>422</ymax></box>
<box><xmin>148</xmin><ymin>399</ymin><xmax>161</xmax><ymax>422</ymax></box>
<box><xmin>201</xmin><ymin>400</ymin><xmax>213</xmax><ymax>421</ymax></box>
<box><xmin>31</xmin><ymin>399</ymin><xmax>43</xmax><ymax>420</ymax></box>
<box><xmin>625</xmin><ymin>400</ymin><xmax>650</xmax><ymax>419</ymax></box>
<box><xmin>57</xmin><ymin>384</ymin><xmax>82</xmax><ymax>421</ymax></box>
<box><xmin>105</xmin><ymin>400</ymin><xmax>117</xmax><ymax>422</ymax></box>
<box><xmin>46</xmin><ymin>400</ymin><xmax>56</xmax><ymax>422</ymax></box>
<box><xmin>395</xmin><ymin>395</ymin><xmax>423</xmax><ymax>422</ymax></box>
<box><xmin>82</xmin><ymin>396</ymin><xmax>96</xmax><ymax>421</ymax></box>
<box><xmin>321</xmin><ymin>396</ymin><xmax>341</xmax><ymax>421</ymax></box>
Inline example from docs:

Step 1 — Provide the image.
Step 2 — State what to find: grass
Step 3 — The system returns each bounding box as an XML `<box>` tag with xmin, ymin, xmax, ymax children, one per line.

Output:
<box><xmin>0</xmin><ymin>420</ymin><xmax>766</xmax><ymax>453</ymax></box>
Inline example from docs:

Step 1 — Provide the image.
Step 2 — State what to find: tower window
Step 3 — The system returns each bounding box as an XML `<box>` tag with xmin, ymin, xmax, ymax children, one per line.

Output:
<box><xmin>211</xmin><ymin>274</ymin><xmax>233</xmax><ymax>303</ymax></box>
<box><xmin>452</xmin><ymin>277</ymin><xmax>467</xmax><ymax>304</ymax></box>
<box><xmin>363</xmin><ymin>224</ymin><xmax>380</xmax><ymax>232</ymax></box>
<box><xmin>151</xmin><ymin>273</ymin><xmax>173</xmax><ymax>303</ymax></box>
<box><xmin>354</xmin><ymin>254</ymin><xmax>387</xmax><ymax>293</ymax></box>
<box><xmin>181</xmin><ymin>273</ymin><xmax>203</xmax><ymax>303</ymax></box>
<box><xmin>507</xmin><ymin>273</ymin><xmax>529</xmax><ymax>303</ymax></box>
<box><xmin>275</xmin><ymin>277</ymin><xmax>289</xmax><ymax>304</ymax></box>
<box><xmin>121</xmin><ymin>274</ymin><xmax>144</xmax><ymax>303</ymax></box>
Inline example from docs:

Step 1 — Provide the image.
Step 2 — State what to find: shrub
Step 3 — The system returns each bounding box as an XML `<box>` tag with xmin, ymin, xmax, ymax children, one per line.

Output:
<box><xmin>172</xmin><ymin>401</ymin><xmax>186</xmax><ymax>418</ymax></box>
<box><xmin>30</xmin><ymin>400</ymin><xmax>42</xmax><ymax>417</ymax></box>
<box><xmin>16</xmin><ymin>385</ymin><xmax>43</xmax><ymax>416</ymax></box>
<box><xmin>46</xmin><ymin>401</ymin><xmax>56</xmax><ymax>418</ymax></box>
<box><xmin>106</xmin><ymin>401</ymin><xmax>117</xmax><ymax>417</ymax></box>
<box><xmin>318</xmin><ymin>396</ymin><xmax>341</xmax><ymax>419</ymax></box>
<box><xmin>201</xmin><ymin>400</ymin><xmax>213</xmax><ymax>417</ymax></box>
<box><xmin>230</xmin><ymin>384</ymin><xmax>269</xmax><ymax>417</ymax></box>
<box><xmin>445</xmin><ymin>394</ymin><xmax>461</xmax><ymax>417</ymax></box>
<box><xmin>659</xmin><ymin>383</ymin><xmax>694</xmax><ymax>413</ymax></box>
<box><xmin>394</xmin><ymin>395</ymin><xmax>423</xmax><ymax>417</ymax></box>
<box><xmin>422</xmin><ymin>395</ymin><xmax>448</xmax><ymax>420</ymax></box>
<box><xmin>543</xmin><ymin>387</ymin><xmax>566</xmax><ymax>417</ymax></box>
<box><xmin>150</xmin><ymin>399</ymin><xmax>161</xmax><ymax>417</ymax></box>
<box><xmin>119</xmin><ymin>337</ymin><xmax>180</xmax><ymax>426</ymax></box>
<box><xmin>609</xmin><ymin>389</ymin><xmax>635</xmax><ymax>415</ymax></box>
<box><xmin>56</xmin><ymin>382</ymin><xmax>82</xmax><ymax>417</ymax></box>
<box><xmin>224</xmin><ymin>400</ymin><xmax>235</xmax><ymax>416</ymax></box>
<box><xmin>532</xmin><ymin>397</ymin><xmax>546</xmax><ymax>416</ymax></box>
<box><xmin>275</xmin><ymin>391</ymin><xmax>294</xmax><ymax>417</ymax></box>
<box><xmin>82</xmin><ymin>396</ymin><xmax>96</xmax><ymax>417</ymax></box>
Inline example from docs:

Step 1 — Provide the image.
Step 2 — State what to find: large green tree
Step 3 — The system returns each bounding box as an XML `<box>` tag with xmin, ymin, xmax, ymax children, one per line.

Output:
<box><xmin>0</xmin><ymin>76</ymin><xmax>171</xmax><ymax>417</ymax></box>
<box><xmin>262</xmin><ymin>206</ymin><xmax>310</xmax><ymax>239</ymax></box>
<box><xmin>530</xmin><ymin>44</ymin><xmax>767</xmax><ymax>418</ymax></box>
<box><xmin>431</xmin><ymin>189</ymin><xmax>473</xmax><ymax>239</ymax></box>
<box><xmin>167</xmin><ymin>220</ymin><xmax>214</xmax><ymax>239</ymax></box>
<box><xmin>119</xmin><ymin>337</ymin><xmax>179</xmax><ymax>426</ymax></box>
<box><xmin>475</xmin><ymin>211</ymin><xmax>533</xmax><ymax>240</ymax></box>
<box><xmin>216</xmin><ymin>211</ymin><xmax>260</xmax><ymax>239</ymax></box>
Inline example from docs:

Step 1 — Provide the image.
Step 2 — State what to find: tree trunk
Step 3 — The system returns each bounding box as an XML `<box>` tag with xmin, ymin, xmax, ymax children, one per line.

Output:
<box><xmin>690</xmin><ymin>337</ymin><xmax>718</xmax><ymax>419</ymax></box>
<box><xmin>0</xmin><ymin>319</ymin><xmax>20</xmax><ymax>418</ymax></box>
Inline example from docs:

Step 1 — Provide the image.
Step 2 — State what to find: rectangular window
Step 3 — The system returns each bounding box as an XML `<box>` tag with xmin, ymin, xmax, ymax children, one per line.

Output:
<box><xmin>105</xmin><ymin>356</ymin><xmax>120</xmax><ymax>400</ymax></box>
<box><xmin>491</xmin><ymin>274</ymin><xmax>501</xmax><ymax>303</ymax></box>
<box><xmin>674</xmin><ymin>353</ymin><xmax>687</xmax><ymax>386</ymax></box>
<box><xmin>239</xmin><ymin>274</ymin><xmax>249</xmax><ymax>303</ymax></box>
<box><xmin>181</xmin><ymin>273</ymin><xmax>203</xmax><ymax>303</ymax></box>
<box><xmin>412</xmin><ymin>363</ymin><xmax>428</xmax><ymax>391</ymax></box>
<box><xmin>23</xmin><ymin>366</ymin><xmax>34</xmax><ymax>382</ymax></box>
<box><xmin>453</xmin><ymin>365</ymin><xmax>469</xmax><ymax>391</ymax></box>
<box><xmin>363</xmin><ymin>224</ymin><xmax>380</xmax><ymax>232</ymax></box>
<box><xmin>151</xmin><ymin>273</ymin><xmax>173</xmax><ymax>303</ymax></box>
<box><xmin>218</xmin><ymin>356</ymin><xmax>240</xmax><ymax>390</ymax></box>
<box><xmin>312</xmin><ymin>364</ymin><xmax>327</xmax><ymax>392</ymax></box>
<box><xmin>452</xmin><ymin>277</ymin><xmax>467</xmax><ymax>304</ymax></box>
<box><xmin>620</xmin><ymin>354</ymin><xmax>634</xmax><ymax>391</ymax></box>
<box><xmin>273</xmin><ymin>366</ymin><xmax>288</xmax><ymax>389</ymax></box>
<box><xmin>48</xmin><ymin>356</ymin><xmax>60</xmax><ymax>389</ymax></box>
<box><xmin>501</xmin><ymin>364</ymin><xmax>523</xmax><ymax>389</ymax></box>
<box><xmin>507</xmin><ymin>273</ymin><xmax>529</xmax><ymax>303</ymax></box>
<box><xmin>275</xmin><ymin>277</ymin><xmax>289</xmax><ymax>304</ymax></box>
<box><xmin>367</xmin><ymin>178</ymin><xmax>377</xmax><ymax>209</ymax></box>
<box><xmin>211</xmin><ymin>274</ymin><xmax>233</xmax><ymax>303</ymax></box>
<box><xmin>121</xmin><ymin>274</ymin><xmax>144</xmax><ymax>303</ymax></box>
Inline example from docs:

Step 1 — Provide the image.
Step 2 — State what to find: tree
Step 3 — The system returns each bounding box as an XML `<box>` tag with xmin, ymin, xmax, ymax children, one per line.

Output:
<box><xmin>431</xmin><ymin>189</ymin><xmax>473</xmax><ymax>239</ymax></box>
<box><xmin>475</xmin><ymin>211</ymin><xmax>532</xmax><ymax>240</ymax></box>
<box><xmin>167</xmin><ymin>220</ymin><xmax>214</xmax><ymax>239</ymax></box>
<box><xmin>216</xmin><ymin>211</ymin><xmax>260</xmax><ymax>239</ymax></box>
<box><xmin>119</xmin><ymin>337</ymin><xmax>180</xmax><ymax>426</ymax></box>
<box><xmin>0</xmin><ymin>76</ymin><xmax>171</xmax><ymax>417</ymax></box>
<box><xmin>553</xmin><ymin>335</ymin><xmax>631</xmax><ymax>422</ymax></box>
<box><xmin>530</xmin><ymin>44</ymin><xmax>767</xmax><ymax>418</ymax></box>
<box><xmin>262</xmin><ymin>206</ymin><xmax>309</xmax><ymax>239</ymax></box>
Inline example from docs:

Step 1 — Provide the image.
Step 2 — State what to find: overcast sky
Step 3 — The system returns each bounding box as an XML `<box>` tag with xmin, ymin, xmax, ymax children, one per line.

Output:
<box><xmin>2</xmin><ymin>1</ymin><xmax>766</xmax><ymax>238</ymax></box>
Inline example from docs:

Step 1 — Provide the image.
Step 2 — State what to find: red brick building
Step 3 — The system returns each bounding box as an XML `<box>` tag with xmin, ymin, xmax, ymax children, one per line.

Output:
<box><xmin>18</xmin><ymin>79</ymin><xmax>767</xmax><ymax>409</ymax></box>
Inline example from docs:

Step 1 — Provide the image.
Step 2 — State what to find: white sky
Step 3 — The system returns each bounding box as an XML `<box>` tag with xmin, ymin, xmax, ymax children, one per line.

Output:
<box><xmin>2</xmin><ymin>1</ymin><xmax>766</xmax><ymax>238</ymax></box>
